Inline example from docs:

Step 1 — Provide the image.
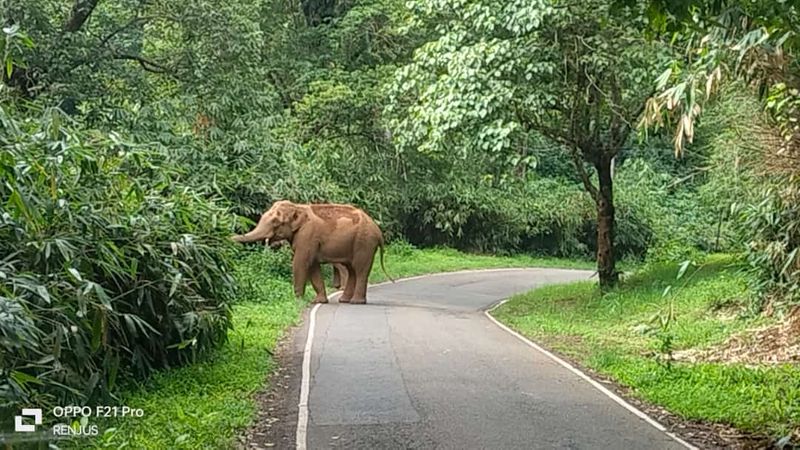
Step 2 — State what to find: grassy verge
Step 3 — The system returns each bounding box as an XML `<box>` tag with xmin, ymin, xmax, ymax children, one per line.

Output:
<box><xmin>370</xmin><ymin>243</ymin><xmax>595</xmax><ymax>283</ymax></box>
<box><xmin>492</xmin><ymin>254</ymin><xmax>800</xmax><ymax>440</ymax></box>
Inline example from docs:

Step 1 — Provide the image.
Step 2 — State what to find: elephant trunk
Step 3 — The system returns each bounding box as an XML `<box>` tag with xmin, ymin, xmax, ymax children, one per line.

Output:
<box><xmin>231</xmin><ymin>218</ymin><xmax>274</xmax><ymax>243</ymax></box>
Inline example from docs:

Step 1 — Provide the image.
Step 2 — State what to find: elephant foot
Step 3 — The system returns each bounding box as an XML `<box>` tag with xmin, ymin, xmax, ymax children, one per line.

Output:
<box><xmin>349</xmin><ymin>298</ymin><xmax>367</xmax><ymax>305</ymax></box>
<box><xmin>339</xmin><ymin>296</ymin><xmax>351</xmax><ymax>303</ymax></box>
<box><xmin>312</xmin><ymin>296</ymin><xmax>329</xmax><ymax>304</ymax></box>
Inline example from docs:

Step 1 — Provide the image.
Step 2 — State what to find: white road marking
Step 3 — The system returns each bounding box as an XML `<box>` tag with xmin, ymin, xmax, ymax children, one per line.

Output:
<box><xmin>485</xmin><ymin>298</ymin><xmax>698</xmax><ymax>450</ymax></box>
<box><xmin>295</xmin><ymin>303</ymin><xmax>321</xmax><ymax>450</ymax></box>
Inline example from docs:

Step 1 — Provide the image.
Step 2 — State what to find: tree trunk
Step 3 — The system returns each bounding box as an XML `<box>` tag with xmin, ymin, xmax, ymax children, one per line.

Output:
<box><xmin>64</xmin><ymin>0</ymin><xmax>101</xmax><ymax>32</ymax></box>
<box><xmin>595</xmin><ymin>155</ymin><xmax>618</xmax><ymax>289</ymax></box>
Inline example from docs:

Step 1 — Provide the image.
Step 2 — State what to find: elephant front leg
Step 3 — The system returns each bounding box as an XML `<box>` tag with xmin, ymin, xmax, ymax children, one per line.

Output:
<box><xmin>309</xmin><ymin>262</ymin><xmax>328</xmax><ymax>304</ymax></box>
<box><xmin>292</xmin><ymin>252</ymin><xmax>311</xmax><ymax>299</ymax></box>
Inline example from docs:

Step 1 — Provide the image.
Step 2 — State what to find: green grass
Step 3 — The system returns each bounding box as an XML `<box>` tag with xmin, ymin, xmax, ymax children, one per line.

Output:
<box><xmin>370</xmin><ymin>243</ymin><xmax>596</xmax><ymax>283</ymax></box>
<box><xmin>493</xmin><ymin>254</ymin><xmax>800</xmax><ymax>439</ymax></box>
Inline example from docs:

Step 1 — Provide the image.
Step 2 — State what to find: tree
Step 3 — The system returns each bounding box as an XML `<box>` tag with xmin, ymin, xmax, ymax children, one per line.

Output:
<box><xmin>636</xmin><ymin>0</ymin><xmax>799</xmax><ymax>155</ymax></box>
<box><xmin>636</xmin><ymin>1</ymin><xmax>800</xmax><ymax>308</ymax></box>
<box><xmin>386</xmin><ymin>0</ymin><xmax>666</xmax><ymax>287</ymax></box>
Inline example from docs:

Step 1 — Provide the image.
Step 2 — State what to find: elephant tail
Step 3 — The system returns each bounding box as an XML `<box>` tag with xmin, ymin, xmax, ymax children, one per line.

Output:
<box><xmin>379</xmin><ymin>241</ymin><xmax>395</xmax><ymax>283</ymax></box>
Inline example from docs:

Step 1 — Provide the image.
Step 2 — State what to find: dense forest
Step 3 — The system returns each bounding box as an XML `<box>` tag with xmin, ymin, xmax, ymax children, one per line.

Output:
<box><xmin>1</xmin><ymin>0</ymin><xmax>798</xmax><ymax>445</ymax></box>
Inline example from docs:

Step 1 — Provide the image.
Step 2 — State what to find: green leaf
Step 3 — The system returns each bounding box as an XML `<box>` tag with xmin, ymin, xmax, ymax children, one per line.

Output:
<box><xmin>676</xmin><ymin>260</ymin><xmax>692</xmax><ymax>280</ymax></box>
<box><xmin>36</xmin><ymin>285</ymin><xmax>51</xmax><ymax>304</ymax></box>
<box><xmin>91</xmin><ymin>312</ymin><xmax>103</xmax><ymax>352</ymax></box>
<box><xmin>107</xmin><ymin>355</ymin><xmax>119</xmax><ymax>390</ymax></box>
<box><xmin>170</xmin><ymin>273</ymin><xmax>182</xmax><ymax>297</ymax></box>
<box><xmin>779</xmin><ymin>248</ymin><xmax>798</xmax><ymax>277</ymax></box>
<box><xmin>68</xmin><ymin>268</ymin><xmax>83</xmax><ymax>282</ymax></box>
<box><xmin>11</xmin><ymin>370</ymin><xmax>44</xmax><ymax>388</ymax></box>
<box><xmin>655</xmin><ymin>67</ymin><xmax>672</xmax><ymax>88</ymax></box>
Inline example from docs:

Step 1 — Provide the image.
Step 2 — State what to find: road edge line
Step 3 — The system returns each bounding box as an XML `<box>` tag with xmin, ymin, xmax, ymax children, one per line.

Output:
<box><xmin>484</xmin><ymin>298</ymin><xmax>697</xmax><ymax>450</ymax></box>
<box><xmin>295</xmin><ymin>303</ymin><xmax>321</xmax><ymax>450</ymax></box>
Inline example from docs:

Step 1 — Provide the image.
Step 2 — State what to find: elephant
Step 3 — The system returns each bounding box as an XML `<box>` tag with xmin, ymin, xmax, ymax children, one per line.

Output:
<box><xmin>232</xmin><ymin>201</ymin><xmax>392</xmax><ymax>304</ymax></box>
<box><xmin>268</xmin><ymin>239</ymin><xmax>349</xmax><ymax>289</ymax></box>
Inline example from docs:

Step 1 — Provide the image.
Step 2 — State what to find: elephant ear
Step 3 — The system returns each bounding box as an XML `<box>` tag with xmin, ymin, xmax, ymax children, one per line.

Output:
<box><xmin>290</xmin><ymin>207</ymin><xmax>308</xmax><ymax>232</ymax></box>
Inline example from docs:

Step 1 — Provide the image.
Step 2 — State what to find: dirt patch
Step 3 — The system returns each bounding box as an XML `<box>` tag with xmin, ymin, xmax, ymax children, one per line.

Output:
<box><xmin>236</xmin><ymin>309</ymin><xmax>308</xmax><ymax>450</ymax></box>
<box><xmin>674</xmin><ymin>306</ymin><xmax>800</xmax><ymax>366</ymax></box>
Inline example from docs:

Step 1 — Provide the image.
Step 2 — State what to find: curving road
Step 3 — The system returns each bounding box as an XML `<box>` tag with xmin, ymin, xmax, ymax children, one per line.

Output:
<box><xmin>287</xmin><ymin>269</ymin><xmax>691</xmax><ymax>449</ymax></box>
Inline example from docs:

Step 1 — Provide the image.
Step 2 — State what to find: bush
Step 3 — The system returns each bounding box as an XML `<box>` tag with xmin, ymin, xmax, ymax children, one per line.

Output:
<box><xmin>233</xmin><ymin>247</ymin><xmax>296</xmax><ymax>305</ymax></box>
<box><xmin>737</xmin><ymin>186</ymin><xmax>800</xmax><ymax>310</ymax></box>
<box><xmin>398</xmin><ymin>173</ymin><xmax>656</xmax><ymax>260</ymax></box>
<box><xmin>0</xmin><ymin>108</ymin><xmax>236</xmax><ymax>428</ymax></box>
<box><xmin>517</xmin><ymin>177</ymin><xmax>593</xmax><ymax>257</ymax></box>
<box><xmin>691</xmin><ymin>86</ymin><xmax>799</xmax><ymax>311</ymax></box>
<box><xmin>386</xmin><ymin>238</ymin><xmax>417</xmax><ymax>257</ymax></box>
<box><xmin>400</xmin><ymin>180</ymin><xmax>527</xmax><ymax>253</ymax></box>
<box><xmin>614</xmin><ymin>158</ymin><xmax>716</xmax><ymax>263</ymax></box>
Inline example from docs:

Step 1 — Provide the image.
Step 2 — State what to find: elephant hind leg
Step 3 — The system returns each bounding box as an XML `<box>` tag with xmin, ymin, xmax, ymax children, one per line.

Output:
<box><xmin>350</xmin><ymin>251</ymin><xmax>376</xmax><ymax>304</ymax></box>
<box><xmin>332</xmin><ymin>263</ymin><xmax>342</xmax><ymax>289</ymax></box>
<box><xmin>332</xmin><ymin>263</ymin><xmax>348</xmax><ymax>289</ymax></box>
<box><xmin>339</xmin><ymin>264</ymin><xmax>356</xmax><ymax>303</ymax></box>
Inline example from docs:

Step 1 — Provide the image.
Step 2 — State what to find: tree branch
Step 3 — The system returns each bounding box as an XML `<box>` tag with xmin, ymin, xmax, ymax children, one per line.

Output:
<box><xmin>609</xmin><ymin>75</ymin><xmax>624</xmax><ymax>151</ymax></box>
<box><xmin>113</xmin><ymin>54</ymin><xmax>170</xmax><ymax>74</ymax></box>
<box><xmin>571</xmin><ymin>149</ymin><xmax>599</xmax><ymax>202</ymax></box>
<box><xmin>98</xmin><ymin>16</ymin><xmax>168</xmax><ymax>48</ymax></box>
<box><xmin>609</xmin><ymin>89</ymin><xmax>656</xmax><ymax>154</ymax></box>
<box><xmin>64</xmin><ymin>0</ymin><xmax>102</xmax><ymax>32</ymax></box>
<box><xmin>522</xmin><ymin>110</ymin><xmax>601</xmax><ymax>202</ymax></box>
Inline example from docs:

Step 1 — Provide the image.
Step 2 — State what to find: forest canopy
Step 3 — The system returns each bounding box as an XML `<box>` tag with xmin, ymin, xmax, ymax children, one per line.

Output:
<box><xmin>1</xmin><ymin>0</ymin><xmax>798</xmax><ymax>439</ymax></box>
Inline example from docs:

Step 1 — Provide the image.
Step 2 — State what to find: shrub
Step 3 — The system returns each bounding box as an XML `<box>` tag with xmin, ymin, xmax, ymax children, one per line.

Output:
<box><xmin>517</xmin><ymin>177</ymin><xmax>593</xmax><ymax>257</ymax></box>
<box><xmin>400</xmin><ymin>179</ymin><xmax>527</xmax><ymax>254</ymax></box>
<box><xmin>736</xmin><ymin>186</ymin><xmax>800</xmax><ymax>310</ymax></box>
<box><xmin>0</xmin><ymin>108</ymin><xmax>236</xmax><ymax>428</ymax></box>
<box><xmin>614</xmin><ymin>158</ymin><xmax>715</xmax><ymax>263</ymax></box>
<box><xmin>386</xmin><ymin>238</ymin><xmax>417</xmax><ymax>257</ymax></box>
<box><xmin>233</xmin><ymin>247</ymin><xmax>296</xmax><ymax>305</ymax></box>
<box><xmin>397</xmin><ymin>173</ymin><xmax>656</xmax><ymax>260</ymax></box>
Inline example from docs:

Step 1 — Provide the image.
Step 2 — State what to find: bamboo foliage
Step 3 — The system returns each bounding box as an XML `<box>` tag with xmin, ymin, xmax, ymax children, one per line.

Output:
<box><xmin>0</xmin><ymin>107</ymin><xmax>236</xmax><ymax>420</ymax></box>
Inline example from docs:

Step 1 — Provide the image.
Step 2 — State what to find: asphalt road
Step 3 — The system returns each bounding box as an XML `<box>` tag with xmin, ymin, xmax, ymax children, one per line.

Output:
<box><xmin>302</xmin><ymin>269</ymin><xmax>688</xmax><ymax>450</ymax></box>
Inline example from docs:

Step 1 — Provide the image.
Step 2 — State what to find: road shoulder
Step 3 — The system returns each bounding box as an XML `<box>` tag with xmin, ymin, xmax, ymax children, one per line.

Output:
<box><xmin>239</xmin><ymin>307</ymin><xmax>309</xmax><ymax>450</ymax></box>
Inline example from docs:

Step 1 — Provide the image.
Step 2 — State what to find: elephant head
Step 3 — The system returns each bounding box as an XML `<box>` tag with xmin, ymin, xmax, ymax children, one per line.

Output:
<box><xmin>232</xmin><ymin>201</ymin><xmax>308</xmax><ymax>244</ymax></box>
